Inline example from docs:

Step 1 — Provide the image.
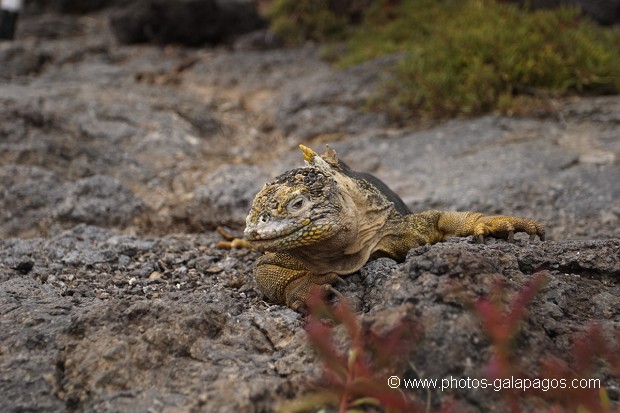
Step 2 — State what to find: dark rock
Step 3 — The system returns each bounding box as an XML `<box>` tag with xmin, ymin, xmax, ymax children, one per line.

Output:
<box><xmin>0</xmin><ymin>9</ymin><xmax>19</xmax><ymax>40</ymax></box>
<box><xmin>0</xmin><ymin>226</ymin><xmax>296</xmax><ymax>412</ymax></box>
<box><xmin>109</xmin><ymin>0</ymin><xmax>266</xmax><ymax>46</ymax></box>
<box><xmin>24</xmin><ymin>0</ymin><xmax>122</xmax><ymax>14</ymax></box>
<box><xmin>506</xmin><ymin>0</ymin><xmax>620</xmax><ymax>25</ymax></box>
<box><xmin>0</xmin><ymin>49</ymin><xmax>227</xmax><ymax>237</ymax></box>
<box><xmin>9</xmin><ymin>256</ymin><xmax>35</xmax><ymax>273</ymax></box>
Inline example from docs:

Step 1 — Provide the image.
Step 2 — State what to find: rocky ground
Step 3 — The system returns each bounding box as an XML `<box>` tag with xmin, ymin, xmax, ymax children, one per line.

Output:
<box><xmin>1</xmin><ymin>8</ymin><xmax>619</xmax><ymax>413</ymax></box>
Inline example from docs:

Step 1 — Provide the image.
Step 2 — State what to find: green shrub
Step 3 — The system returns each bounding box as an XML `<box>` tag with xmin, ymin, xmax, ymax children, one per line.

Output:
<box><xmin>266</xmin><ymin>0</ymin><xmax>353</xmax><ymax>42</ymax></box>
<box><xmin>267</xmin><ymin>0</ymin><xmax>620</xmax><ymax>118</ymax></box>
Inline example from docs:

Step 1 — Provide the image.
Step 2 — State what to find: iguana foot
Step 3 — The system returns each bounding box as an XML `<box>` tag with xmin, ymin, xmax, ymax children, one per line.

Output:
<box><xmin>436</xmin><ymin>211</ymin><xmax>545</xmax><ymax>243</ymax></box>
<box><xmin>254</xmin><ymin>252</ymin><xmax>345</xmax><ymax>311</ymax></box>
<box><xmin>216</xmin><ymin>238</ymin><xmax>252</xmax><ymax>249</ymax></box>
<box><xmin>285</xmin><ymin>273</ymin><xmax>344</xmax><ymax>312</ymax></box>
<box><xmin>216</xmin><ymin>227</ymin><xmax>252</xmax><ymax>249</ymax></box>
<box><xmin>471</xmin><ymin>215</ymin><xmax>545</xmax><ymax>243</ymax></box>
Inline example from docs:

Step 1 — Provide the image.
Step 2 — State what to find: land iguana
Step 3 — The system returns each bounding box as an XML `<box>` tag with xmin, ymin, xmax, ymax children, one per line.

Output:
<box><xmin>225</xmin><ymin>145</ymin><xmax>545</xmax><ymax>311</ymax></box>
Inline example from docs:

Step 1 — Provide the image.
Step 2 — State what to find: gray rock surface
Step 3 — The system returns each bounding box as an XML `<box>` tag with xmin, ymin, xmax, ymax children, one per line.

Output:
<box><xmin>1</xmin><ymin>227</ymin><xmax>618</xmax><ymax>412</ymax></box>
<box><xmin>0</xmin><ymin>10</ymin><xmax>619</xmax><ymax>413</ymax></box>
<box><xmin>0</xmin><ymin>167</ymin><xmax>144</xmax><ymax>236</ymax></box>
<box><xmin>185</xmin><ymin>164</ymin><xmax>270</xmax><ymax>230</ymax></box>
<box><xmin>54</xmin><ymin>175</ymin><xmax>146</xmax><ymax>227</ymax></box>
<box><xmin>272</xmin><ymin>56</ymin><xmax>394</xmax><ymax>139</ymax></box>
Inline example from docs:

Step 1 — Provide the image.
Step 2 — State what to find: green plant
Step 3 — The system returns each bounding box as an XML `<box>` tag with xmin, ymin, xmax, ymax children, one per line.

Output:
<box><xmin>265</xmin><ymin>0</ymin><xmax>352</xmax><ymax>43</ymax></box>
<box><xmin>386</xmin><ymin>2</ymin><xmax>620</xmax><ymax>117</ymax></box>
<box><xmin>267</xmin><ymin>0</ymin><xmax>620</xmax><ymax>118</ymax></box>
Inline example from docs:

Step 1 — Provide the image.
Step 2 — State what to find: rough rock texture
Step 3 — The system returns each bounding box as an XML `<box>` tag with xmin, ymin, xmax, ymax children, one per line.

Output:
<box><xmin>1</xmin><ymin>10</ymin><xmax>619</xmax><ymax>413</ymax></box>
<box><xmin>1</xmin><ymin>228</ymin><xmax>618</xmax><ymax>412</ymax></box>
<box><xmin>184</xmin><ymin>164</ymin><xmax>270</xmax><ymax>230</ymax></box>
<box><xmin>0</xmin><ymin>167</ymin><xmax>144</xmax><ymax>237</ymax></box>
<box><xmin>0</xmin><ymin>225</ymin><xmax>308</xmax><ymax>413</ymax></box>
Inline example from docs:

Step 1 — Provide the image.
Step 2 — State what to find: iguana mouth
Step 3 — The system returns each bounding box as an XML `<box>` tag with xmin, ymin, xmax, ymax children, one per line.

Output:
<box><xmin>244</xmin><ymin>219</ymin><xmax>309</xmax><ymax>242</ymax></box>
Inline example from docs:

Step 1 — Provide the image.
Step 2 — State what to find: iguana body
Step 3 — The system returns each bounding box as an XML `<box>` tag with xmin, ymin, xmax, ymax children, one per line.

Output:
<box><xmin>242</xmin><ymin>145</ymin><xmax>545</xmax><ymax>310</ymax></box>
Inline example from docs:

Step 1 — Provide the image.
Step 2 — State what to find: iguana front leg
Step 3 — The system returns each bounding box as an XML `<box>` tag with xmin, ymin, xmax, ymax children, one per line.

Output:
<box><xmin>254</xmin><ymin>252</ymin><xmax>342</xmax><ymax>311</ymax></box>
<box><xmin>418</xmin><ymin>210</ymin><xmax>545</xmax><ymax>243</ymax></box>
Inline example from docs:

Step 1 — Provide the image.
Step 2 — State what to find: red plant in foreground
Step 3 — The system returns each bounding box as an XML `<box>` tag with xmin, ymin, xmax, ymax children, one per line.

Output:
<box><xmin>306</xmin><ymin>290</ymin><xmax>424</xmax><ymax>413</ymax></box>
<box><xmin>536</xmin><ymin>324</ymin><xmax>620</xmax><ymax>413</ymax></box>
<box><xmin>277</xmin><ymin>288</ymin><xmax>426</xmax><ymax>413</ymax></box>
<box><xmin>279</xmin><ymin>272</ymin><xmax>619</xmax><ymax>413</ymax></box>
<box><xmin>475</xmin><ymin>272</ymin><xmax>620</xmax><ymax>413</ymax></box>
<box><xmin>474</xmin><ymin>272</ymin><xmax>548</xmax><ymax>412</ymax></box>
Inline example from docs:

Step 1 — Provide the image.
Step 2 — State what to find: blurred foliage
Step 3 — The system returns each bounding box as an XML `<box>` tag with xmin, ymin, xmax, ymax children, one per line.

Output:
<box><xmin>266</xmin><ymin>0</ymin><xmax>620</xmax><ymax>118</ymax></box>
<box><xmin>266</xmin><ymin>0</ymin><xmax>366</xmax><ymax>42</ymax></box>
<box><xmin>279</xmin><ymin>275</ymin><xmax>620</xmax><ymax>412</ymax></box>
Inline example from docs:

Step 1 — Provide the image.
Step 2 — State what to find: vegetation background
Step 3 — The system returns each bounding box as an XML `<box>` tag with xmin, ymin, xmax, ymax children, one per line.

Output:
<box><xmin>266</xmin><ymin>0</ymin><xmax>620</xmax><ymax>119</ymax></box>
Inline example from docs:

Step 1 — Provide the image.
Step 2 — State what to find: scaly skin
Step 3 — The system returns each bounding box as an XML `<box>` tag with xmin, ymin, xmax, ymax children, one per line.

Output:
<box><xmin>243</xmin><ymin>145</ymin><xmax>545</xmax><ymax>310</ymax></box>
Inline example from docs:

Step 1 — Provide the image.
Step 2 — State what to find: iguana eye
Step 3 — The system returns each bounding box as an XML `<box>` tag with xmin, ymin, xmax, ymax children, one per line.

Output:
<box><xmin>287</xmin><ymin>195</ymin><xmax>307</xmax><ymax>212</ymax></box>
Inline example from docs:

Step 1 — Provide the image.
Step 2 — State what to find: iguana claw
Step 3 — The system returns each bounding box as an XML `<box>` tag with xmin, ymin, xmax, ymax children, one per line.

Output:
<box><xmin>216</xmin><ymin>227</ymin><xmax>252</xmax><ymax>249</ymax></box>
<box><xmin>325</xmin><ymin>284</ymin><xmax>343</xmax><ymax>298</ymax></box>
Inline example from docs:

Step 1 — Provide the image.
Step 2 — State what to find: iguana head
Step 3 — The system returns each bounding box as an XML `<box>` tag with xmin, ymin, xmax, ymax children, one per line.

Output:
<box><xmin>244</xmin><ymin>145</ymin><xmax>343</xmax><ymax>251</ymax></box>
